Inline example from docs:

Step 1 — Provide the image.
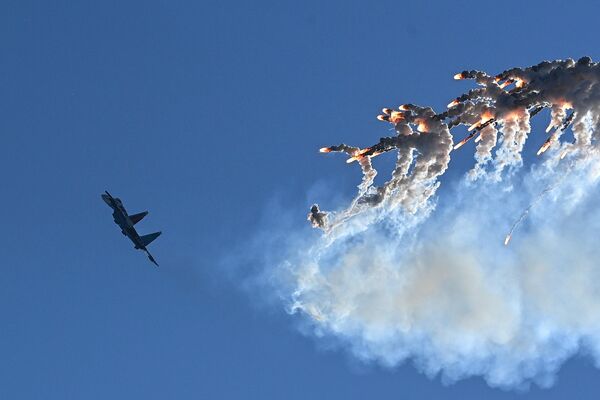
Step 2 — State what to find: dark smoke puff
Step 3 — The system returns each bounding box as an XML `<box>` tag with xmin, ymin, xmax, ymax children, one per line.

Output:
<box><xmin>308</xmin><ymin>204</ymin><xmax>328</xmax><ymax>229</ymax></box>
<box><xmin>577</xmin><ymin>56</ymin><xmax>592</xmax><ymax>66</ymax></box>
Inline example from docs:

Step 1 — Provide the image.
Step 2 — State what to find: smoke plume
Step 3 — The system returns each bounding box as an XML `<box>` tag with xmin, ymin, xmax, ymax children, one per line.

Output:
<box><xmin>261</xmin><ymin>58</ymin><xmax>600</xmax><ymax>389</ymax></box>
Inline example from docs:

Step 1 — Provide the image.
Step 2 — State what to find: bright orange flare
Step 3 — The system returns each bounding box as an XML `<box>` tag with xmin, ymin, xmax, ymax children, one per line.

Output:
<box><xmin>453</xmin><ymin>140</ymin><xmax>467</xmax><ymax>150</ymax></box>
<box><xmin>561</xmin><ymin>102</ymin><xmax>573</xmax><ymax>110</ymax></box>
<box><xmin>515</xmin><ymin>78</ymin><xmax>525</xmax><ymax>88</ymax></box>
<box><xmin>454</xmin><ymin>73</ymin><xmax>464</xmax><ymax>80</ymax></box>
<box><xmin>469</xmin><ymin>113</ymin><xmax>495</xmax><ymax>131</ymax></box>
<box><xmin>346</xmin><ymin>146</ymin><xmax>378</xmax><ymax>163</ymax></box>
<box><xmin>468</xmin><ymin>122</ymin><xmax>480</xmax><ymax>132</ymax></box>
<box><xmin>560</xmin><ymin>149</ymin><xmax>569</xmax><ymax>160</ymax></box>
<box><xmin>399</xmin><ymin>104</ymin><xmax>409</xmax><ymax>111</ymax></box>
<box><xmin>447</xmin><ymin>99</ymin><xmax>460</xmax><ymax>108</ymax></box>
<box><xmin>537</xmin><ymin>139</ymin><xmax>553</xmax><ymax>156</ymax></box>
<box><xmin>545</xmin><ymin>122</ymin><xmax>555</xmax><ymax>133</ymax></box>
<box><xmin>475</xmin><ymin>134</ymin><xmax>482</xmax><ymax>143</ymax></box>
<box><xmin>382</xmin><ymin>108</ymin><xmax>392</xmax><ymax>115</ymax></box>
<box><xmin>389</xmin><ymin>111</ymin><xmax>405</xmax><ymax>124</ymax></box>
<box><xmin>319</xmin><ymin>147</ymin><xmax>332</xmax><ymax>153</ymax></box>
<box><xmin>499</xmin><ymin>80</ymin><xmax>512</xmax><ymax>89</ymax></box>
<box><xmin>376</xmin><ymin>115</ymin><xmax>387</xmax><ymax>121</ymax></box>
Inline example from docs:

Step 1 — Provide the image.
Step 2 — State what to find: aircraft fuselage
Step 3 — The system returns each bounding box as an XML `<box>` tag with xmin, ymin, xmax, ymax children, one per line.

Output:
<box><xmin>102</xmin><ymin>193</ymin><xmax>147</xmax><ymax>250</ymax></box>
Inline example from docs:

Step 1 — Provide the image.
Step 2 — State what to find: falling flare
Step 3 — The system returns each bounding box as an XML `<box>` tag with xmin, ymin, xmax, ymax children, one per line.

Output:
<box><xmin>537</xmin><ymin>138</ymin><xmax>554</xmax><ymax>156</ymax></box>
<box><xmin>454</xmin><ymin>138</ymin><xmax>469</xmax><ymax>150</ymax></box>
<box><xmin>448</xmin><ymin>99</ymin><xmax>460</xmax><ymax>108</ymax></box>
<box><xmin>504</xmin><ymin>173</ymin><xmax>568</xmax><ymax>246</ymax></box>
<box><xmin>468</xmin><ymin>122</ymin><xmax>480</xmax><ymax>132</ymax></box>
<box><xmin>345</xmin><ymin>147</ymin><xmax>374</xmax><ymax>163</ymax></box>
<box><xmin>389</xmin><ymin>111</ymin><xmax>404</xmax><ymax>122</ymax></box>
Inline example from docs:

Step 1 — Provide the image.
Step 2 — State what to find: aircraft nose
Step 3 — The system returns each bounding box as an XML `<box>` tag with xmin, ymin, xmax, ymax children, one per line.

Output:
<box><xmin>101</xmin><ymin>194</ymin><xmax>111</xmax><ymax>205</ymax></box>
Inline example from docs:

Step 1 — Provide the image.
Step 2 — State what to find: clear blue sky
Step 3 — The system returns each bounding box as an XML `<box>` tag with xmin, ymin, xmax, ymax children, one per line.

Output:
<box><xmin>1</xmin><ymin>0</ymin><xmax>600</xmax><ymax>398</ymax></box>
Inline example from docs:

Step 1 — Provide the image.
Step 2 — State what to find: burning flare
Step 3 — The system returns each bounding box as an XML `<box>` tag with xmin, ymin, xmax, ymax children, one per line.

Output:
<box><xmin>537</xmin><ymin>138</ymin><xmax>554</xmax><ymax>156</ymax></box>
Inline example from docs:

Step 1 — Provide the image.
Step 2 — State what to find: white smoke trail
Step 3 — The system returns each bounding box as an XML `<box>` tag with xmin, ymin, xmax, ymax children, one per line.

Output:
<box><xmin>286</xmin><ymin>157</ymin><xmax>600</xmax><ymax>388</ymax></box>
<box><xmin>468</xmin><ymin>123</ymin><xmax>497</xmax><ymax>181</ymax></box>
<box><xmin>255</xmin><ymin>58</ymin><xmax>600</xmax><ymax>389</ymax></box>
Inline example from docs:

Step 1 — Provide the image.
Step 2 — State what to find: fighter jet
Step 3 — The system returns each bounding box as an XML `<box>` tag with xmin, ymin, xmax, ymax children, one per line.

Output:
<box><xmin>101</xmin><ymin>191</ymin><xmax>161</xmax><ymax>266</ymax></box>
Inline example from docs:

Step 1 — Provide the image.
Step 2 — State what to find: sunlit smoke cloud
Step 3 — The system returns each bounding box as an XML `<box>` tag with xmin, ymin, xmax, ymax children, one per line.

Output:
<box><xmin>256</xmin><ymin>58</ymin><xmax>600</xmax><ymax>389</ymax></box>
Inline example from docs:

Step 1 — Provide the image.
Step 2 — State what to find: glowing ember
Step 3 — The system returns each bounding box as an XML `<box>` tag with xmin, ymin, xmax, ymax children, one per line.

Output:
<box><xmin>467</xmin><ymin>123</ymin><xmax>480</xmax><ymax>132</ymax></box>
<box><xmin>448</xmin><ymin>99</ymin><xmax>460</xmax><ymax>108</ymax></box>
<box><xmin>453</xmin><ymin>140</ymin><xmax>467</xmax><ymax>150</ymax></box>
<box><xmin>537</xmin><ymin>140</ymin><xmax>553</xmax><ymax>156</ymax></box>
<box><xmin>562</xmin><ymin>102</ymin><xmax>573</xmax><ymax>110</ymax></box>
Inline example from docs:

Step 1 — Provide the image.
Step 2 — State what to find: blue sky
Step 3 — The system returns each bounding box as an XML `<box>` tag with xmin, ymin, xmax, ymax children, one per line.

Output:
<box><xmin>2</xmin><ymin>0</ymin><xmax>600</xmax><ymax>398</ymax></box>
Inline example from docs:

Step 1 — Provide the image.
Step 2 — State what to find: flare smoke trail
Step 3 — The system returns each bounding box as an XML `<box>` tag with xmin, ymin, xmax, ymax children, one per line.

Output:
<box><xmin>262</xmin><ymin>58</ymin><xmax>600</xmax><ymax>389</ymax></box>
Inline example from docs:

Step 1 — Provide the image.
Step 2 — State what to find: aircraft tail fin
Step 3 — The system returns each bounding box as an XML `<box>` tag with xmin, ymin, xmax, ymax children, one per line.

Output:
<box><xmin>129</xmin><ymin>211</ymin><xmax>148</xmax><ymax>225</ymax></box>
<box><xmin>140</xmin><ymin>231</ymin><xmax>161</xmax><ymax>247</ymax></box>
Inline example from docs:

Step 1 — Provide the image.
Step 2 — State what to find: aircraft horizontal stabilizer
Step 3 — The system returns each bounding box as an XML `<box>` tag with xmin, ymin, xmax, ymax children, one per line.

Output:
<box><xmin>140</xmin><ymin>231</ymin><xmax>161</xmax><ymax>247</ymax></box>
<box><xmin>129</xmin><ymin>211</ymin><xmax>148</xmax><ymax>225</ymax></box>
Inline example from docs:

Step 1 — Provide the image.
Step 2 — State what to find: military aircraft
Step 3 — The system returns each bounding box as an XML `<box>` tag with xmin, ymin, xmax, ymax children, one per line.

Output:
<box><xmin>101</xmin><ymin>191</ymin><xmax>161</xmax><ymax>266</ymax></box>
